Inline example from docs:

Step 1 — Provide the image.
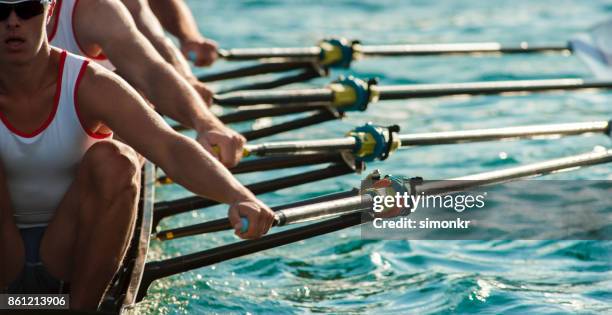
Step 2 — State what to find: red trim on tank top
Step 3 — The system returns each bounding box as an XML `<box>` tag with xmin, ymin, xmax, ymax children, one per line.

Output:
<box><xmin>48</xmin><ymin>0</ymin><xmax>63</xmax><ymax>41</ymax></box>
<box><xmin>73</xmin><ymin>60</ymin><xmax>112</xmax><ymax>139</ymax></box>
<box><xmin>0</xmin><ymin>51</ymin><xmax>67</xmax><ymax>138</ymax></box>
<box><xmin>71</xmin><ymin>0</ymin><xmax>108</xmax><ymax>61</ymax></box>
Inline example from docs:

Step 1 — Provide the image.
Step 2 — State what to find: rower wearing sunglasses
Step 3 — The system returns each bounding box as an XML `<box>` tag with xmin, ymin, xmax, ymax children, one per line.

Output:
<box><xmin>45</xmin><ymin>0</ymin><xmax>246</xmax><ymax>168</ymax></box>
<box><xmin>0</xmin><ymin>0</ymin><xmax>275</xmax><ymax>310</ymax></box>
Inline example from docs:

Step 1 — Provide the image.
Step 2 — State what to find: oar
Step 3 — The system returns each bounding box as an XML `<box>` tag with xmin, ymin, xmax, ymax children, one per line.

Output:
<box><xmin>213</xmin><ymin>21</ymin><xmax>608</xmax><ymax>67</ymax></box>
<box><xmin>217</xmin><ymin>38</ymin><xmax>570</xmax><ymax>67</ymax></box>
<box><xmin>154</xmin><ymin>120</ymin><xmax>611</xmax><ymax>239</ymax></box>
<box><xmin>214</xmin><ymin>76</ymin><xmax>612</xmax><ymax>107</ymax></box>
<box><xmin>198</xmin><ymin>61</ymin><xmax>314</xmax><ymax>82</ymax></box>
<box><xmin>157</xmin><ymin>120</ymin><xmax>610</xmax><ymax>187</ymax></box>
<box><xmin>198</xmin><ymin>20</ymin><xmax>611</xmax><ymax>88</ymax></box>
<box><xmin>255</xmin><ymin>148</ymin><xmax>612</xmax><ymax>228</ymax></box>
<box><xmin>201</xmin><ymin>40</ymin><xmax>566</xmax><ymax>87</ymax></box>
<box><xmin>137</xmin><ymin>148</ymin><xmax>612</xmax><ymax>302</ymax></box>
<box><xmin>238</xmin><ymin>120</ymin><xmax>611</xmax><ymax>157</ymax></box>
<box><xmin>199</xmin><ymin>40</ymin><xmax>569</xmax><ymax>84</ymax></box>
<box><xmin>170</xmin><ymin>119</ymin><xmax>611</xmax><ymax>174</ymax></box>
<box><xmin>155</xmin><ymin>189</ymin><xmax>360</xmax><ymax>240</ymax></box>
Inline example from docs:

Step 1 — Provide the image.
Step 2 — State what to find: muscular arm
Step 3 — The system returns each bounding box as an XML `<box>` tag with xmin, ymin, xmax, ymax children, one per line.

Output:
<box><xmin>148</xmin><ymin>0</ymin><xmax>201</xmax><ymax>43</ymax></box>
<box><xmin>78</xmin><ymin>63</ymin><xmax>274</xmax><ymax>239</ymax></box>
<box><xmin>78</xmin><ymin>64</ymin><xmax>250</xmax><ymax>206</ymax></box>
<box><xmin>73</xmin><ymin>0</ymin><xmax>214</xmax><ymax>134</ymax></box>
<box><xmin>120</xmin><ymin>0</ymin><xmax>195</xmax><ymax>81</ymax></box>
<box><xmin>148</xmin><ymin>0</ymin><xmax>218</xmax><ymax>67</ymax></box>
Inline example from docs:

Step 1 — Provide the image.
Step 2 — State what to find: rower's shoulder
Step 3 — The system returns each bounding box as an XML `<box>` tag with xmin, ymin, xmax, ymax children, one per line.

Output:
<box><xmin>74</xmin><ymin>0</ymin><xmax>136</xmax><ymax>33</ymax></box>
<box><xmin>75</xmin><ymin>58</ymin><xmax>133</xmax><ymax>105</ymax></box>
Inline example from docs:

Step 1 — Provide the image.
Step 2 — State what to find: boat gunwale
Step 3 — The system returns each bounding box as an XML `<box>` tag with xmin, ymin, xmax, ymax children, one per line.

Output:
<box><xmin>98</xmin><ymin>161</ymin><xmax>155</xmax><ymax>314</ymax></box>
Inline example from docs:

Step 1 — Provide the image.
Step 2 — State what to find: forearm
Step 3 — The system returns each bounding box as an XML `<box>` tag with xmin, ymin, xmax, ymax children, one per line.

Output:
<box><xmin>149</xmin><ymin>0</ymin><xmax>203</xmax><ymax>43</ymax></box>
<box><xmin>143</xmin><ymin>30</ymin><xmax>195</xmax><ymax>80</ymax></box>
<box><xmin>160</xmin><ymin>135</ymin><xmax>253</xmax><ymax>204</ymax></box>
<box><xmin>126</xmin><ymin>0</ymin><xmax>196</xmax><ymax>80</ymax></box>
<box><xmin>83</xmin><ymin>65</ymin><xmax>249</xmax><ymax>206</ymax></box>
<box><xmin>136</xmin><ymin>64</ymin><xmax>215</xmax><ymax>131</ymax></box>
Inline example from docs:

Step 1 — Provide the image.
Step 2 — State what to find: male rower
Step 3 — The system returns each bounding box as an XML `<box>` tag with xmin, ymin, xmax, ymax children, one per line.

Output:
<box><xmin>0</xmin><ymin>0</ymin><xmax>274</xmax><ymax>310</ymax></box>
<box><xmin>47</xmin><ymin>0</ymin><xmax>244</xmax><ymax>167</ymax></box>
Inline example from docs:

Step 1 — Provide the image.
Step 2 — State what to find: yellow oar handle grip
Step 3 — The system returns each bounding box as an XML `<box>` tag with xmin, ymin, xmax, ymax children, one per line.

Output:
<box><xmin>211</xmin><ymin>145</ymin><xmax>250</xmax><ymax>157</ymax></box>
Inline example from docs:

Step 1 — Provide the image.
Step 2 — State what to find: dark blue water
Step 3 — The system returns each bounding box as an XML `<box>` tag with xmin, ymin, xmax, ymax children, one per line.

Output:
<box><xmin>134</xmin><ymin>1</ymin><xmax>612</xmax><ymax>314</ymax></box>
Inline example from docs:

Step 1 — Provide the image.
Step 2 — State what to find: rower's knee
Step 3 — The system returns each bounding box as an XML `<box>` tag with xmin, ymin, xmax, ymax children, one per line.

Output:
<box><xmin>83</xmin><ymin>141</ymin><xmax>140</xmax><ymax>203</ymax></box>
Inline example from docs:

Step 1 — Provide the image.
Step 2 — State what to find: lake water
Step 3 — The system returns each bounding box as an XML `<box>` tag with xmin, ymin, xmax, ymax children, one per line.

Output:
<box><xmin>134</xmin><ymin>1</ymin><xmax>612</xmax><ymax>314</ymax></box>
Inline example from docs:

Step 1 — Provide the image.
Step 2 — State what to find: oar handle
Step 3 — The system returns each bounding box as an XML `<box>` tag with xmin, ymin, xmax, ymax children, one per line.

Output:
<box><xmin>217</xmin><ymin>48</ymin><xmax>230</xmax><ymax>59</ymax></box>
<box><xmin>211</xmin><ymin>145</ymin><xmax>251</xmax><ymax>157</ymax></box>
<box><xmin>240</xmin><ymin>217</ymin><xmax>249</xmax><ymax>233</ymax></box>
<box><xmin>239</xmin><ymin>216</ymin><xmax>281</xmax><ymax>234</ymax></box>
<box><xmin>187</xmin><ymin>51</ymin><xmax>197</xmax><ymax>63</ymax></box>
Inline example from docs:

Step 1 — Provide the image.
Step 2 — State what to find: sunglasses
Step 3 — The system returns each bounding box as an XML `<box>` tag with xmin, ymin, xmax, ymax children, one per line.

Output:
<box><xmin>0</xmin><ymin>1</ymin><xmax>45</xmax><ymax>21</ymax></box>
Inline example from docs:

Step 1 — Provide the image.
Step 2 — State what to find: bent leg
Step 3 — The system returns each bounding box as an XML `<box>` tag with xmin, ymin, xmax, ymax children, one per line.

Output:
<box><xmin>0</xmin><ymin>162</ymin><xmax>25</xmax><ymax>288</ymax></box>
<box><xmin>40</xmin><ymin>140</ymin><xmax>141</xmax><ymax>310</ymax></box>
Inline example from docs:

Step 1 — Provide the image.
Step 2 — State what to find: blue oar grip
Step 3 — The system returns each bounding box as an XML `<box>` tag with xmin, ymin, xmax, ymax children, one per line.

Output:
<box><xmin>188</xmin><ymin>51</ymin><xmax>197</xmax><ymax>63</ymax></box>
<box><xmin>240</xmin><ymin>217</ymin><xmax>249</xmax><ymax>234</ymax></box>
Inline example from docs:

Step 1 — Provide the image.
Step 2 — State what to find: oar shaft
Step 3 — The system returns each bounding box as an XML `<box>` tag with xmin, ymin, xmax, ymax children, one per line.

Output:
<box><xmin>358</xmin><ymin>42</ymin><xmax>569</xmax><ymax>56</ymax></box>
<box><xmin>247</xmin><ymin>138</ymin><xmax>356</xmax><ymax>156</ymax></box>
<box><xmin>155</xmin><ymin>189</ymin><xmax>360</xmax><ymax>240</ymax></box>
<box><xmin>376</xmin><ymin>79</ymin><xmax>612</xmax><ymax>100</ymax></box>
<box><xmin>215</xmin><ymin>79</ymin><xmax>612</xmax><ymax>106</ymax></box>
<box><xmin>450</xmin><ymin>149</ymin><xmax>612</xmax><ymax>182</ymax></box>
<box><xmin>199</xmin><ymin>61</ymin><xmax>314</xmax><ymax>82</ymax></box>
<box><xmin>399</xmin><ymin>121</ymin><xmax>611</xmax><ymax>146</ymax></box>
<box><xmin>270</xmin><ymin>149</ymin><xmax>612</xmax><ymax>226</ymax></box>
<box><xmin>214</xmin><ymin>88</ymin><xmax>332</xmax><ymax>106</ymax></box>
<box><xmin>244</xmin><ymin>120</ymin><xmax>610</xmax><ymax>157</ymax></box>
<box><xmin>420</xmin><ymin>149</ymin><xmax>612</xmax><ymax>193</ymax></box>
<box><xmin>218</xmin><ymin>42</ymin><xmax>570</xmax><ymax>61</ymax></box>
<box><xmin>219</xmin><ymin>47</ymin><xmax>321</xmax><ymax>61</ymax></box>
<box><xmin>274</xmin><ymin>195</ymin><xmax>370</xmax><ymax>226</ymax></box>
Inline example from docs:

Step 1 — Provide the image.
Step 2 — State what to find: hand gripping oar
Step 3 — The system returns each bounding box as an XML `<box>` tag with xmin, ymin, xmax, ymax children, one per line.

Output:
<box><xmin>214</xmin><ymin>76</ymin><xmax>612</xmax><ymax>107</ymax></box>
<box><xmin>154</xmin><ymin>120</ymin><xmax>611</xmax><ymax>239</ymax></box>
<box><xmin>137</xmin><ymin>147</ymin><xmax>612</xmax><ymax>301</ymax></box>
<box><xmin>155</xmin><ymin>189</ymin><xmax>360</xmax><ymax>240</ymax></box>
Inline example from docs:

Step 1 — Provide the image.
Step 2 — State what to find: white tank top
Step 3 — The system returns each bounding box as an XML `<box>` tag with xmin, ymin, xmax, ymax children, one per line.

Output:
<box><xmin>0</xmin><ymin>51</ymin><xmax>112</xmax><ymax>228</ymax></box>
<box><xmin>48</xmin><ymin>0</ymin><xmax>116</xmax><ymax>71</ymax></box>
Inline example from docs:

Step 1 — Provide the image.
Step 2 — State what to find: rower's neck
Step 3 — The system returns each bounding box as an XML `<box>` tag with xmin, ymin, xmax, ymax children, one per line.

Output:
<box><xmin>0</xmin><ymin>45</ymin><xmax>54</xmax><ymax>95</ymax></box>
